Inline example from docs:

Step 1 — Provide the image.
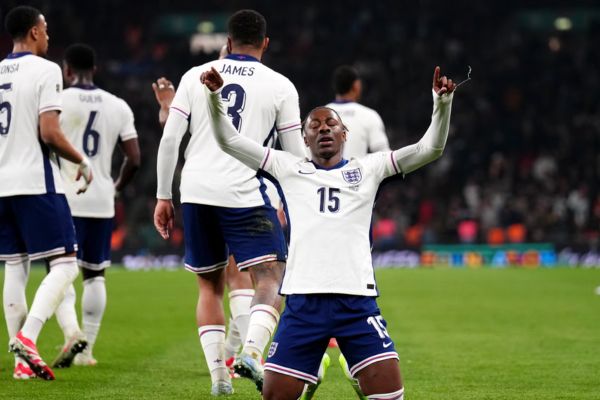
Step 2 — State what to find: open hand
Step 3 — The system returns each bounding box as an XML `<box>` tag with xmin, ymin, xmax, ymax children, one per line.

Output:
<box><xmin>152</xmin><ymin>77</ymin><xmax>175</xmax><ymax>108</ymax></box>
<box><xmin>432</xmin><ymin>66</ymin><xmax>455</xmax><ymax>96</ymax></box>
<box><xmin>75</xmin><ymin>157</ymin><xmax>93</xmax><ymax>194</ymax></box>
<box><xmin>200</xmin><ymin>67</ymin><xmax>224</xmax><ymax>92</ymax></box>
<box><xmin>154</xmin><ymin>199</ymin><xmax>175</xmax><ymax>239</ymax></box>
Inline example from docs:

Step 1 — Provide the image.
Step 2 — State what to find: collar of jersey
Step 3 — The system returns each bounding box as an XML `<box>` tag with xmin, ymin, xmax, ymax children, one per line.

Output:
<box><xmin>311</xmin><ymin>158</ymin><xmax>349</xmax><ymax>170</ymax></box>
<box><xmin>71</xmin><ymin>83</ymin><xmax>98</xmax><ymax>90</ymax></box>
<box><xmin>225</xmin><ymin>54</ymin><xmax>260</xmax><ymax>63</ymax></box>
<box><xmin>6</xmin><ymin>51</ymin><xmax>32</xmax><ymax>59</ymax></box>
<box><xmin>330</xmin><ymin>99</ymin><xmax>355</xmax><ymax>104</ymax></box>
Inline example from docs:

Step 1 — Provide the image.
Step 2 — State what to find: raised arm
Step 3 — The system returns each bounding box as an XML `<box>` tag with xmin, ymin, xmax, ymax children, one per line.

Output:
<box><xmin>393</xmin><ymin>66</ymin><xmax>455</xmax><ymax>174</ymax></box>
<box><xmin>152</xmin><ymin>77</ymin><xmax>176</xmax><ymax>128</ymax></box>
<box><xmin>201</xmin><ymin>67</ymin><xmax>268</xmax><ymax>171</ymax></box>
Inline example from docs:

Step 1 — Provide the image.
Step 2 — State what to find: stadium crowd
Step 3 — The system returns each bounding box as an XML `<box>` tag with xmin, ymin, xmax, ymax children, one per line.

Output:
<box><xmin>2</xmin><ymin>0</ymin><xmax>599</xmax><ymax>255</ymax></box>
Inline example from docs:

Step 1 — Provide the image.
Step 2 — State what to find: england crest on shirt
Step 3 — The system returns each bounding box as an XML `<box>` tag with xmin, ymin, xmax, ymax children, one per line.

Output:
<box><xmin>342</xmin><ymin>168</ymin><xmax>362</xmax><ymax>184</ymax></box>
<box><xmin>268</xmin><ymin>342</ymin><xmax>278</xmax><ymax>357</ymax></box>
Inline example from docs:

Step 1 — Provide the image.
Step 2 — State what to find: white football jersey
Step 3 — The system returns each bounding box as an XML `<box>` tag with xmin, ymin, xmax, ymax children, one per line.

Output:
<box><xmin>168</xmin><ymin>54</ymin><xmax>301</xmax><ymax>207</ymax></box>
<box><xmin>0</xmin><ymin>52</ymin><xmax>64</xmax><ymax>196</ymax></box>
<box><xmin>326</xmin><ymin>101</ymin><xmax>390</xmax><ymax>158</ymax></box>
<box><xmin>261</xmin><ymin>149</ymin><xmax>400</xmax><ymax>296</ymax></box>
<box><xmin>60</xmin><ymin>85</ymin><xmax>137</xmax><ymax>217</ymax></box>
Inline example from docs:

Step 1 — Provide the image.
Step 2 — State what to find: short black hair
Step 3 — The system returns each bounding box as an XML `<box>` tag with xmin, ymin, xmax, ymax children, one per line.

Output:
<box><xmin>228</xmin><ymin>9</ymin><xmax>267</xmax><ymax>48</ymax></box>
<box><xmin>64</xmin><ymin>43</ymin><xmax>96</xmax><ymax>72</ymax></box>
<box><xmin>333</xmin><ymin>65</ymin><xmax>360</xmax><ymax>95</ymax></box>
<box><xmin>5</xmin><ymin>5</ymin><xmax>41</xmax><ymax>40</ymax></box>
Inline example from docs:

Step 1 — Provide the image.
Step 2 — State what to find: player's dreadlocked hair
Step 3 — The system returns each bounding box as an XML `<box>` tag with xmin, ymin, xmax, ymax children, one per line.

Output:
<box><xmin>5</xmin><ymin>5</ymin><xmax>41</xmax><ymax>40</ymax></box>
<box><xmin>228</xmin><ymin>9</ymin><xmax>267</xmax><ymax>48</ymax></box>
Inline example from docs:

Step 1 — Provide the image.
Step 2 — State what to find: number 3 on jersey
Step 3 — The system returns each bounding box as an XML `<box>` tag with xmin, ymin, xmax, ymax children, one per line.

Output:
<box><xmin>83</xmin><ymin>111</ymin><xmax>100</xmax><ymax>157</ymax></box>
<box><xmin>220</xmin><ymin>84</ymin><xmax>246</xmax><ymax>131</ymax></box>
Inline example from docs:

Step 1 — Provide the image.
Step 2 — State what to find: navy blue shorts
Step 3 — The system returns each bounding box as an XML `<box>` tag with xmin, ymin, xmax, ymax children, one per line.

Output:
<box><xmin>265</xmin><ymin>294</ymin><xmax>398</xmax><ymax>384</ymax></box>
<box><xmin>73</xmin><ymin>217</ymin><xmax>113</xmax><ymax>270</ymax></box>
<box><xmin>181</xmin><ymin>203</ymin><xmax>287</xmax><ymax>274</ymax></box>
<box><xmin>0</xmin><ymin>194</ymin><xmax>77</xmax><ymax>261</ymax></box>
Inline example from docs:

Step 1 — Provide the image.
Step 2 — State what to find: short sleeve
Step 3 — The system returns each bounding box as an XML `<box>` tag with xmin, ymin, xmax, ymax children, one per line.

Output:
<box><xmin>38</xmin><ymin>63</ymin><xmax>62</xmax><ymax>114</ymax></box>
<box><xmin>361</xmin><ymin>151</ymin><xmax>400</xmax><ymax>183</ymax></box>
<box><xmin>169</xmin><ymin>73</ymin><xmax>192</xmax><ymax>120</ymax></box>
<box><xmin>117</xmin><ymin>99</ymin><xmax>138</xmax><ymax>141</ymax></box>
<box><xmin>275</xmin><ymin>80</ymin><xmax>301</xmax><ymax>134</ymax></box>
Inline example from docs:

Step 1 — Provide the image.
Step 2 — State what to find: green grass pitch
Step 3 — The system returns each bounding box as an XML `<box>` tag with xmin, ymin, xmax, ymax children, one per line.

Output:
<box><xmin>1</xmin><ymin>267</ymin><xmax>599</xmax><ymax>399</ymax></box>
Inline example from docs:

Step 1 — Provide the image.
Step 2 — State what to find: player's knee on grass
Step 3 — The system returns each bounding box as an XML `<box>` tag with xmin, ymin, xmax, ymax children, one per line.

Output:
<box><xmin>356</xmin><ymin>359</ymin><xmax>402</xmax><ymax>397</ymax></box>
<box><xmin>82</xmin><ymin>267</ymin><xmax>105</xmax><ymax>281</ymax></box>
<box><xmin>263</xmin><ymin>370</ymin><xmax>305</xmax><ymax>400</ymax></box>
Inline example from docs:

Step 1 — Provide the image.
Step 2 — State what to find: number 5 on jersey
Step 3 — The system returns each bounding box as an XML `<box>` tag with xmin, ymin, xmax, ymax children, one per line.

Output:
<box><xmin>0</xmin><ymin>83</ymin><xmax>13</xmax><ymax>136</ymax></box>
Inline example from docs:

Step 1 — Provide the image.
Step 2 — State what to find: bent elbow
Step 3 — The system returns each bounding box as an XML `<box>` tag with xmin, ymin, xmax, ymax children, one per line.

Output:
<box><xmin>39</xmin><ymin>128</ymin><xmax>56</xmax><ymax>145</ymax></box>
<box><xmin>430</xmin><ymin>147</ymin><xmax>444</xmax><ymax>161</ymax></box>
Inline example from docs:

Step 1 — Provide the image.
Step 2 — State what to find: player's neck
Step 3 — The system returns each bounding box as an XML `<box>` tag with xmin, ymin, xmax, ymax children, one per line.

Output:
<box><xmin>70</xmin><ymin>75</ymin><xmax>94</xmax><ymax>87</ymax></box>
<box><xmin>229</xmin><ymin>45</ymin><xmax>263</xmax><ymax>61</ymax></box>
<box><xmin>11</xmin><ymin>42</ymin><xmax>37</xmax><ymax>56</ymax></box>
<box><xmin>312</xmin><ymin>153</ymin><xmax>344</xmax><ymax>169</ymax></box>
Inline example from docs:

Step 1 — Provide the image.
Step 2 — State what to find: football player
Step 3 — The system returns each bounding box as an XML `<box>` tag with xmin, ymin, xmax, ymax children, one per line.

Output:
<box><xmin>154</xmin><ymin>10</ymin><xmax>306</xmax><ymax>395</ymax></box>
<box><xmin>52</xmin><ymin>43</ymin><xmax>140</xmax><ymax>368</ymax></box>
<box><xmin>327</xmin><ymin>65</ymin><xmax>390</xmax><ymax>158</ymax></box>
<box><xmin>1</xmin><ymin>6</ymin><xmax>92</xmax><ymax>380</ymax></box>
<box><xmin>202</xmin><ymin>64</ymin><xmax>456</xmax><ymax>400</ymax></box>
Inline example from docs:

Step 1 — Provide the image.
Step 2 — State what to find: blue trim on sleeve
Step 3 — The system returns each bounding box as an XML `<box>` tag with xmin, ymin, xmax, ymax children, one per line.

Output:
<box><xmin>311</xmin><ymin>158</ymin><xmax>348</xmax><ymax>170</ymax></box>
<box><xmin>225</xmin><ymin>54</ymin><xmax>261</xmax><ymax>63</ymax></box>
<box><xmin>6</xmin><ymin>51</ymin><xmax>32</xmax><ymax>59</ymax></box>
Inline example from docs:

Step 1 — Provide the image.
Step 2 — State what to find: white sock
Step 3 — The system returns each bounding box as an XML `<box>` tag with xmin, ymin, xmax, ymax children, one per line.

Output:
<box><xmin>367</xmin><ymin>388</ymin><xmax>404</xmax><ymax>400</ymax></box>
<box><xmin>242</xmin><ymin>304</ymin><xmax>279</xmax><ymax>359</ymax></box>
<box><xmin>224</xmin><ymin>318</ymin><xmax>241</xmax><ymax>360</ymax></box>
<box><xmin>228</xmin><ymin>289</ymin><xmax>254</xmax><ymax>344</ymax></box>
<box><xmin>198</xmin><ymin>325</ymin><xmax>229</xmax><ymax>383</ymax></box>
<box><xmin>3</xmin><ymin>257</ymin><xmax>30</xmax><ymax>341</ymax></box>
<box><xmin>22</xmin><ymin>257</ymin><xmax>79</xmax><ymax>342</ymax></box>
<box><xmin>55</xmin><ymin>284</ymin><xmax>81</xmax><ymax>341</ymax></box>
<box><xmin>81</xmin><ymin>276</ymin><xmax>106</xmax><ymax>353</ymax></box>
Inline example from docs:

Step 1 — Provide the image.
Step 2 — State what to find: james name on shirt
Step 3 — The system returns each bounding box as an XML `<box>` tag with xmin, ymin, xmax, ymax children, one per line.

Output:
<box><xmin>218</xmin><ymin>63</ymin><xmax>255</xmax><ymax>77</ymax></box>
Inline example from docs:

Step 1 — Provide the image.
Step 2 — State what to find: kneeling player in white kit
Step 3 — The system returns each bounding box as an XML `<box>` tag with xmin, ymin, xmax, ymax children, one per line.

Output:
<box><xmin>1</xmin><ymin>6</ymin><xmax>93</xmax><ymax>381</ymax></box>
<box><xmin>202</xmin><ymin>66</ymin><xmax>456</xmax><ymax>400</ymax></box>
<box><xmin>51</xmin><ymin>44</ymin><xmax>140</xmax><ymax>368</ymax></box>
